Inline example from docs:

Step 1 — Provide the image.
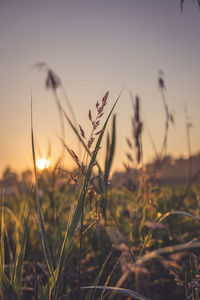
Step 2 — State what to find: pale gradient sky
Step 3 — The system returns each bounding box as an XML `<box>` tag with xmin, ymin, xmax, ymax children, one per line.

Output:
<box><xmin>0</xmin><ymin>0</ymin><xmax>200</xmax><ymax>174</ymax></box>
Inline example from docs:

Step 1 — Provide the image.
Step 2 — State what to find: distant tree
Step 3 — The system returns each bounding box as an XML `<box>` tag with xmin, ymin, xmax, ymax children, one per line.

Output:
<box><xmin>21</xmin><ymin>170</ymin><xmax>32</xmax><ymax>185</ymax></box>
<box><xmin>181</xmin><ymin>0</ymin><xmax>200</xmax><ymax>11</ymax></box>
<box><xmin>2</xmin><ymin>167</ymin><xmax>17</xmax><ymax>184</ymax></box>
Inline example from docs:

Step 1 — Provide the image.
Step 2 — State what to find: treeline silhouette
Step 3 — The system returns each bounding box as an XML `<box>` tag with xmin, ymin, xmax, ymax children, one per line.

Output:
<box><xmin>1</xmin><ymin>152</ymin><xmax>200</xmax><ymax>196</ymax></box>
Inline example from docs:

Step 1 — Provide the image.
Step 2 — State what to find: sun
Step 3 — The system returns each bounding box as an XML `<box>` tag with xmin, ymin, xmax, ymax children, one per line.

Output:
<box><xmin>37</xmin><ymin>158</ymin><xmax>50</xmax><ymax>170</ymax></box>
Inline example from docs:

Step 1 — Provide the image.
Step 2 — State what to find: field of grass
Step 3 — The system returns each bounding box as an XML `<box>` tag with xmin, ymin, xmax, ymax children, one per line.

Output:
<box><xmin>1</xmin><ymin>69</ymin><xmax>200</xmax><ymax>300</ymax></box>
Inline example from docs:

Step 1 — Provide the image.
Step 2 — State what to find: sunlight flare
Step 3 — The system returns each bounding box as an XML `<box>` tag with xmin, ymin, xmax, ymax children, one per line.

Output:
<box><xmin>37</xmin><ymin>158</ymin><xmax>50</xmax><ymax>170</ymax></box>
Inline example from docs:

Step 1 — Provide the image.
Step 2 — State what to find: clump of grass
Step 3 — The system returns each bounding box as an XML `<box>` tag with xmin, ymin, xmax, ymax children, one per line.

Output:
<box><xmin>30</xmin><ymin>74</ymin><xmax>146</xmax><ymax>299</ymax></box>
<box><xmin>0</xmin><ymin>186</ymin><xmax>31</xmax><ymax>300</ymax></box>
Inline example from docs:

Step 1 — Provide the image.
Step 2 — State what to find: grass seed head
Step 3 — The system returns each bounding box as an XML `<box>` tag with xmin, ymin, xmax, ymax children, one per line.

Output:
<box><xmin>79</xmin><ymin>124</ymin><xmax>86</xmax><ymax>139</ymax></box>
<box><xmin>71</xmin><ymin>149</ymin><xmax>79</xmax><ymax>162</ymax></box>
<box><xmin>158</xmin><ymin>71</ymin><xmax>165</xmax><ymax>90</ymax></box>
<box><xmin>88</xmin><ymin>109</ymin><xmax>92</xmax><ymax>121</ymax></box>
<box><xmin>88</xmin><ymin>137</ymin><xmax>95</xmax><ymax>149</ymax></box>
<box><xmin>46</xmin><ymin>69</ymin><xmax>61</xmax><ymax>90</ymax></box>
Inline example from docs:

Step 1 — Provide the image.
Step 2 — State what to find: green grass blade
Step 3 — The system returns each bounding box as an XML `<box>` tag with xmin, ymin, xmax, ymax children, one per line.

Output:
<box><xmin>59</xmin><ymin>286</ymin><xmax>149</xmax><ymax>300</ymax></box>
<box><xmin>38</xmin><ymin>281</ymin><xmax>51</xmax><ymax>300</ymax></box>
<box><xmin>104</xmin><ymin>114</ymin><xmax>116</xmax><ymax>183</ymax></box>
<box><xmin>158</xmin><ymin>210</ymin><xmax>200</xmax><ymax>223</ymax></box>
<box><xmin>63</xmin><ymin>110</ymin><xmax>88</xmax><ymax>149</ymax></box>
<box><xmin>99</xmin><ymin>256</ymin><xmax>121</xmax><ymax>300</ymax></box>
<box><xmin>1</xmin><ymin>191</ymin><xmax>5</xmax><ymax>272</ymax></box>
<box><xmin>82</xmin><ymin>286</ymin><xmax>149</xmax><ymax>300</ymax></box>
<box><xmin>103</xmin><ymin>114</ymin><xmax>116</xmax><ymax>221</ymax></box>
<box><xmin>31</xmin><ymin>97</ymin><xmax>55</xmax><ymax>284</ymax></box>
<box><xmin>59</xmin><ymin>138</ymin><xmax>83</xmax><ymax>169</ymax></box>
<box><xmin>12</xmin><ymin>196</ymin><xmax>30</xmax><ymax>296</ymax></box>
<box><xmin>104</xmin><ymin>133</ymin><xmax>110</xmax><ymax>188</ymax></box>
<box><xmin>11</xmin><ymin>194</ymin><xmax>29</xmax><ymax>283</ymax></box>
<box><xmin>134</xmin><ymin>239</ymin><xmax>200</xmax><ymax>268</ymax></box>
<box><xmin>85</xmin><ymin>250</ymin><xmax>113</xmax><ymax>300</ymax></box>
<box><xmin>53</xmin><ymin>90</ymin><xmax>122</xmax><ymax>293</ymax></box>
<box><xmin>108</xmin><ymin>113</ymin><xmax>116</xmax><ymax>177</ymax></box>
<box><xmin>0</xmin><ymin>191</ymin><xmax>5</xmax><ymax>300</ymax></box>
<box><xmin>0</xmin><ymin>265</ymin><xmax>19</xmax><ymax>300</ymax></box>
<box><xmin>139</xmin><ymin>209</ymin><xmax>200</xmax><ymax>258</ymax></box>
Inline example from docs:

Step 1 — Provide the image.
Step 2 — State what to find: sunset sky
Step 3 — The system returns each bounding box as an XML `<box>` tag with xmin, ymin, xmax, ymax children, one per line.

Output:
<box><xmin>1</xmin><ymin>0</ymin><xmax>200</xmax><ymax>174</ymax></box>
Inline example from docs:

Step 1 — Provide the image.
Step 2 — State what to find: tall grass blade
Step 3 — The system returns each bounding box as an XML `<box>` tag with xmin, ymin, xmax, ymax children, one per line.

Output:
<box><xmin>100</xmin><ymin>256</ymin><xmax>121</xmax><ymax>300</ymax></box>
<box><xmin>53</xmin><ymin>90</ymin><xmax>122</xmax><ymax>294</ymax></box>
<box><xmin>38</xmin><ymin>281</ymin><xmax>51</xmax><ymax>300</ymax></box>
<box><xmin>83</xmin><ymin>286</ymin><xmax>149</xmax><ymax>300</ymax></box>
<box><xmin>139</xmin><ymin>209</ymin><xmax>200</xmax><ymax>258</ymax></box>
<box><xmin>104</xmin><ymin>114</ymin><xmax>116</xmax><ymax>183</ymax></box>
<box><xmin>134</xmin><ymin>239</ymin><xmax>200</xmax><ymax>268</ymax></box>
<box><xmin>0</xmin><ymin>210</ymin><xmax>19</xmax><ymax>300</ymax></box>
<box><xmin>159</xmin><ymin>210</ymin><xmax>200</xmax><ymax>223</ymax></box>
<box><xmin>85</xmin><ymin>250</ymin><xmax>113</xmax><ymax>300</ymax></box>
<box><xmin>12</xmin><ymin>196</ymin><xmax>30</xmax><ymax>296</ymax></box>
<box><xmin>0</xmin><ymin>266</ymin><xmax>19</xmax><ymax>300</ymax></box>
<box><xmin>31</xmin><ymin>97</ymin><xmax>55</xmax><ymax>284</ymax></box>
<box><xmin>103</xmin><ymin>114</ymin><xmax>116</xmax><ymax>221</ymax></box>
<box><xmin>59</xmin><ymin>139</ymin><xmax>83</xmax><ymax>169</ymax></box>
<box><xmin>0</xmin><ymin>190</ymin><xmax>5</xmax><ymax>300</ymax></box>
<box><xmin>0</xmin><ymin>191</ymin><xmax>5</xmax><ymax>272</ymax></box>
<box><xmin>59</xmin><ymin>286</ymin><xmax>149</xmax><ymax>300</ymax></box>
<box><xmin>105</xmin><ymin>133</ymin><xmax>110</xmax><ymax>182</ymax></box>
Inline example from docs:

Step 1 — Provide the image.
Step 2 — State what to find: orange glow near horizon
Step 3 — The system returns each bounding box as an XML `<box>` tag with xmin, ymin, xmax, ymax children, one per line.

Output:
<box><xmin>37</xmin><ymin>158</ymin><xmax>50</xmax><ymax>170</ymax></box>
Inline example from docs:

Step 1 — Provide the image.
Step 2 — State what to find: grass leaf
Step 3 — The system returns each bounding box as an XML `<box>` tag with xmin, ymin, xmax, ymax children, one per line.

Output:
<box><xmin>50</xmin><ymin>90</ymin><xmax>122</xmax><ymax>296</ymax></box>
<box><xmin>104</xmin><ymin>114</ymin><xmax>117</xmax><ymax>184</ymax></box>
<box><xmin>85</xmin><ymin>250</ymin><xmax>113</xmax><ymax>300</ymax></box>
<box><xmin>31</xmin><ymin>97</ymin><xmax>55</xmax><ymax>284</ymax></box>
<box><xmin>12</xmin><ymin>195</ymin><xmax>30</xmax><ymax>296</ymax></box>
<box><xmin>0</xmin><ymin>265</ymin><xmax>19</xmax><ymax>300</ymax></box>
<box><xmin>59</xmin><ymin>286</ymin><xmax>149</xmax><ymax>300</ymax></box>
<box><xmin>0</xmin><ymin>191</ymin><xmax>5</xmax><ymax>273</ymax></box>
